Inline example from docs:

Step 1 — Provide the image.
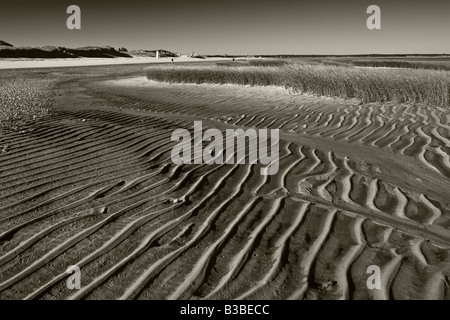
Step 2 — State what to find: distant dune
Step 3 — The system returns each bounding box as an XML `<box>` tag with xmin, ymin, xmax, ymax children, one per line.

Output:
<box><xmin>0</xmin><ymin>42</ymin><xmax>132</xmax><ymax>59</ymax></box>
<box><xmin>0</xmin><ymin>40</ymin><xmax>13</xmax><ymax>47</ymax></box>
<box><xmin>129</xmin><ymin>49</ymin><xmax>178</xmax><ymax>58</ymax></box>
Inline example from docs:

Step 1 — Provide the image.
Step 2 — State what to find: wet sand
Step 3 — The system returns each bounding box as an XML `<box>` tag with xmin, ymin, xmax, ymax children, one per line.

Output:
<box><xmin>0</xmin><ymin>66</ymin><xmax>449</xmax><ymax>299</ymax></box>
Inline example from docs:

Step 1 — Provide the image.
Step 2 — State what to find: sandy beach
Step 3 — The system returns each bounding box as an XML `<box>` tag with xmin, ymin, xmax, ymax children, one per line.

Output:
<box><xmin>0</xmin><ymin>57</ymin><xmax>232</xmax><ymax>70</ymax></box>
<box><xmin>0</xmin><ymin>64</ymin><xmax>449</xmax><ymax>299</ymax></box>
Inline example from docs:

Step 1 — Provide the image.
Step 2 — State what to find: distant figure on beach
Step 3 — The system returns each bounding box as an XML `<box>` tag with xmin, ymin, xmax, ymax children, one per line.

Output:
<box><xmin>171</xmin><ymin>58</ymin><xmax>174</xmax><ymax>63</ymax></box>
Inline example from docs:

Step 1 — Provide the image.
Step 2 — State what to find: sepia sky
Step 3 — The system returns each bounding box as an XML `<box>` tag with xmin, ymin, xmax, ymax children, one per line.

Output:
<box><xmin>0</xmin><ymin>0</ymin><xmax>448</xmax><ymax>55</ymax></box>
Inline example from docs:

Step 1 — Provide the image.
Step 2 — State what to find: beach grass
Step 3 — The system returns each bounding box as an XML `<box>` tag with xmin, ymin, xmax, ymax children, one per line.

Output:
<box><xmin>146</xmin><ymin>62</ymin><xmax>450</xmax><ymax>106</ymax></box>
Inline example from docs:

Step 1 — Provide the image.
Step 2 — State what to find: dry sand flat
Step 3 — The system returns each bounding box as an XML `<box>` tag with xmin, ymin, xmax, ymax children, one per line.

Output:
<box><xmin>0</xmin><ymin>57</ymin><xmax>231</xmax><ymax>70</ymax></box>
<box><xmin>0</xmin><ymin>68</ymin><xmax>450</xmax><ymax>300</ymax></box>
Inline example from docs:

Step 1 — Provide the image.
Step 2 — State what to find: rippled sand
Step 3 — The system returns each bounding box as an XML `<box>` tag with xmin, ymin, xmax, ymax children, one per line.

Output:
<box><xmin>0</xmin><ymin>67</ymin><xmax>449</xmax><ymax>300</ymax></box>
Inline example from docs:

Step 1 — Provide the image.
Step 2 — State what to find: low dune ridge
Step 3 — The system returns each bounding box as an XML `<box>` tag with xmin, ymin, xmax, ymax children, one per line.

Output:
<box><xmin>129</xmin><ymin>49</ymin><xmax>178</xmax><ymax>58</ymax></box>
<box><xmin>0</xmin><ymin>40</ymin><xmax>13</xmax><ymax>47</ymax></box>
<box><xmin>0</xmin><ymin>44</ymin><xmax>131</xmax><ymax>59</ymax></box>
<box><xmin>0</xmin><ymin>41</ymin><xmax>181</xmax><ymax>60</ymax></box>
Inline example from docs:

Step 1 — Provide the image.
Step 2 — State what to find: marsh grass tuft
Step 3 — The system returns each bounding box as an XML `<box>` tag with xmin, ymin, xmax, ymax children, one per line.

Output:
<box><xmin>146</xmin><ymin>63</ymin><xmax>450</xmax><ymax>107</ymax></box>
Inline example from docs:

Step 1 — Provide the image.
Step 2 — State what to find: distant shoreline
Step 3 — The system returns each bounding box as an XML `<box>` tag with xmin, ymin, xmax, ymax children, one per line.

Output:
<box><xmin>0</xmin><ymin>56</ymin><xmax>233</xmax><ymax>70</ymax></box>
